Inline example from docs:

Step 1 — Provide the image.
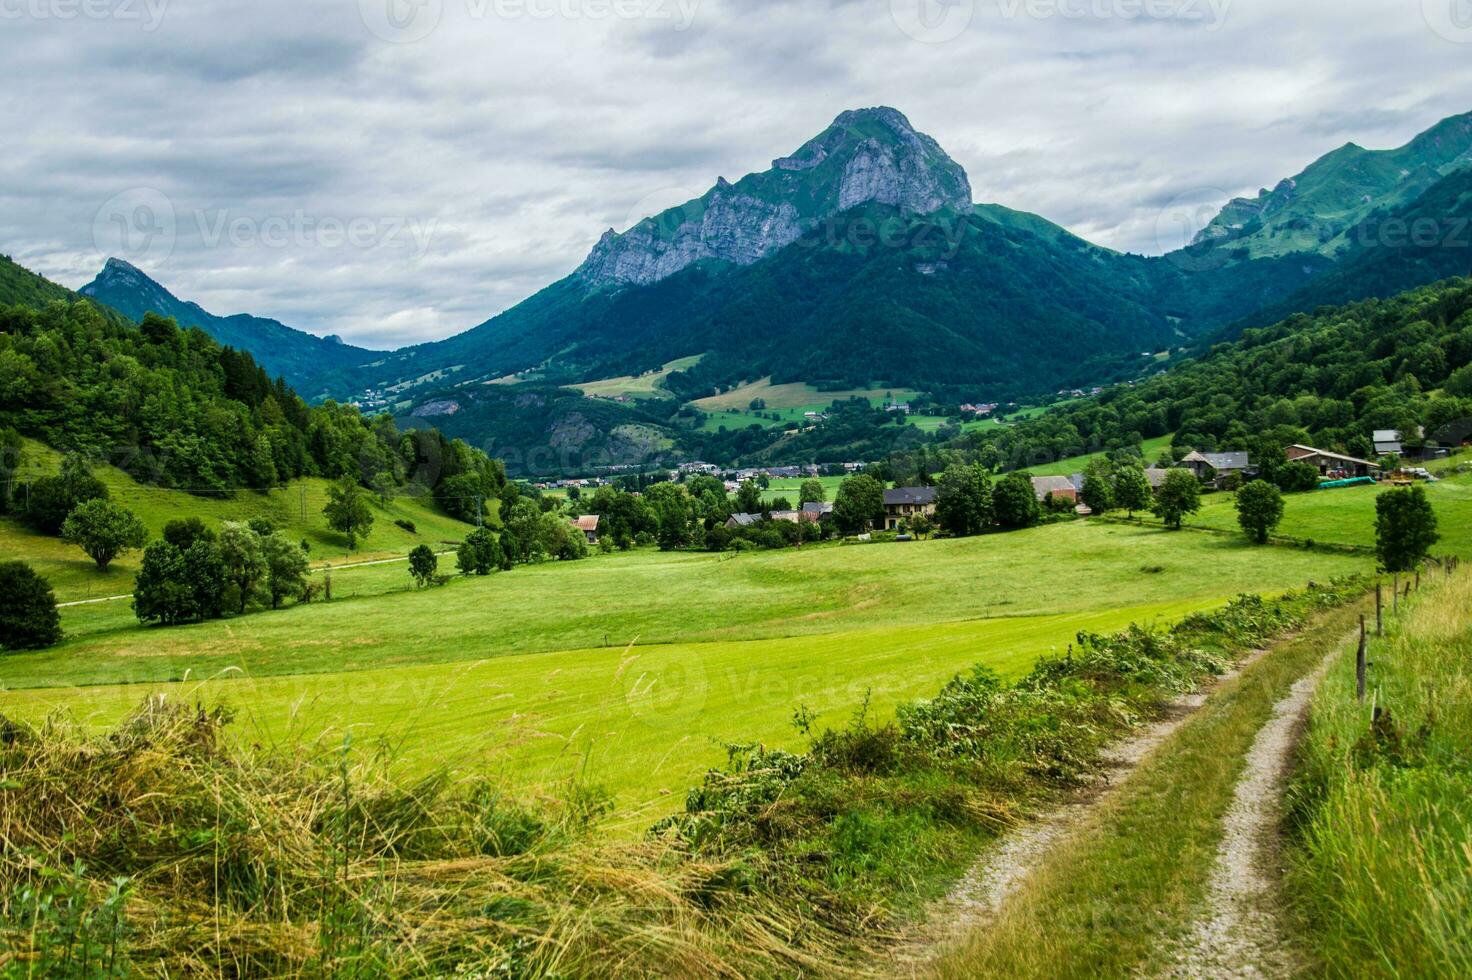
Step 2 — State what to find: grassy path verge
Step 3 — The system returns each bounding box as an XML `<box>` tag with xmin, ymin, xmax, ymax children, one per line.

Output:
<box><xmin>929</xmin><ymin>598</ymin><xmax>1370</xmax><ymax>978</ymax></box>
<box><xmin>1285</xmin><ymin>568</ymin><xmax>1472</xmax><ymax>976</ymax></box>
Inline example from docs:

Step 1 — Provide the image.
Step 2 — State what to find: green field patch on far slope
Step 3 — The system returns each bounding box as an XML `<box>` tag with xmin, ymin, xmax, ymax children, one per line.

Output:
<box><xmin>692</xmin><ymin>378</ymin><xmax>920</xmax><ymax>413</ymax></box>
<box><xmin>571</xmin><ymin>354</ymin><xmax>704</xmax><ymax>400</ymax></box>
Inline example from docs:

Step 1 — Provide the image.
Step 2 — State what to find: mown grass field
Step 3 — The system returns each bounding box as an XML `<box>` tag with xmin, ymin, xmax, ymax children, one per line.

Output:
<box><xmin>691</xmin><ymin>378</ymin><xmax>921</xmax><ymax>413</ymax></box>
<box><xmin>571</xmin><ymin>354</ymin><xmax>703</xmax><ymax>400</ymax></box>
<box><xmin>2</xmin><ymin>438</ymin><xmax>483</xmax><ymax>601</ymax></box>
<box><xmin>1134</xmin><ymin>468</ymin><xmax>1472</xmax><ymax>557</ymax></box>
<box><xmin>2</xmin><ymin>521</ymin><xmax>1370</xmax><ymax>823</ymax></box>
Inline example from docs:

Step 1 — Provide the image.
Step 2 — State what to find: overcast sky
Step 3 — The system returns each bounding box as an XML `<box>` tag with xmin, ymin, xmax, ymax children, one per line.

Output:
<box><xmin>3</xmin><ymin>0</ymin><xmax>1471</xmax><ymax>350</ymax></box>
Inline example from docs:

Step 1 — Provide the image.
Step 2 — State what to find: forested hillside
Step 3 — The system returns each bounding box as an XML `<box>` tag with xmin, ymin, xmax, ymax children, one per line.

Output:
<box><xmin>953</xmin><ymin>278</ymin><xmax>1472</xmax><ymax>469</ymax></box>
<box><xmin>0</xmin><ymin>298</ymin><xmax>505</xmax><ymax>513</ymax></box>
<box><xmin>0</xmin><ymin>254</ymin><xmax>128</xmax><ymax>327</ymax></box>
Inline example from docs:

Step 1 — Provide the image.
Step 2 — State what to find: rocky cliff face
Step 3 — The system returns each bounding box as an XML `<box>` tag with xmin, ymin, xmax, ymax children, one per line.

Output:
<box><xmin>576</xmin><ymin>107</ymin><xmax>973</xmax><ymax>288</ymax></box>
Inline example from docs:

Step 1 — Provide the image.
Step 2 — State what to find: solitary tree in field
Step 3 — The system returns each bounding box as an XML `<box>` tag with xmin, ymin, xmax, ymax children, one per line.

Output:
<box><xmin>1375</xmin><ymin>485</ymin><xmax>1439</xmax><ymax>572</ymax></box>
<box><xmin>1113</xmin><ymin>465</ymin><xmax>1153</xmax><ymax>518</ymax></box>
<box><xmin>409</xmin><ymin>545</ymin><xmax>438</xmax><ymax>588</ymax></box>
<box><xmin>61</xmin><ymin>499</ymin><xmax>148</xmax><ymax>571</ymax></box>
<box><xmin>798</xmin><ymin>479</ymin><xmax>827</xmax><ymax>506</ymax></box>
<box><xmin>1153</xmin><ymin>469</ymin><xmax>1202</xmax><ymax>530</ymax></box>
<box><xmin>1235</xmin><ymin>480</ymin><xmax>1285</xmax><ymax>544</ymax></box>
<box><xmin>0</xmin><ymin>561</ymin><xmax>62</xmax><ymax>651</ymax></box>
<box><xmin>324</xmin><ymin>476</ymin><xmax>374</xmax><ymax>550</ymax></box>
<box><xmin>833</xmin><ymin>474</ymin><xmax>884</xmax><ymax>533</ymax></box>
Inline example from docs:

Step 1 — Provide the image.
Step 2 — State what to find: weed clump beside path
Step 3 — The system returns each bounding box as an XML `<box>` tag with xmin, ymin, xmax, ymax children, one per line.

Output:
<box><xmin>0</xmin><ymin>579</ymin><xmax>1366</xmax><ymax>977</ymax></box>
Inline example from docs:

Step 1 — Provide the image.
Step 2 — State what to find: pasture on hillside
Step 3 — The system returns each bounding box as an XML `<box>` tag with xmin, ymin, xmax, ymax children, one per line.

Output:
<box><xmin>1</xmin><ymin>521</ymin><xmax>1370</xmax><ymax>824</ymax></box>
<box><xmin>2</xmin><ymin>438</ymin><xmax>484</xmax><ymax>601</ymax></box>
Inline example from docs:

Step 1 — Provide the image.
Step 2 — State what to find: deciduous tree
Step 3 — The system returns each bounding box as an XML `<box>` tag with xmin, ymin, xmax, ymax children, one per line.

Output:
<box><xmin>61</xmin><ymin>499</ymin><xmax>148</xmax><ymax>571</ymax></box>
<box><xmin>263</xmin><ymin>534</ymin><xmax>310</xmax><ymax>608</ymax></box>
<box><xmin>833</xmin><ymin>474</ymin><xmax>884</xmax><ymax>533</ymax></box>
<box><xmin>992</xmin><ymin>472</ymin><xmax>1040</xmax><ymax>530</ymax></box>
<box><xmin>1235</xmin><ymin>480</ymin><xmax>1285</xmax><ymax>544</ymax></box>
<box><xmin>409</xmin><ymin>545</ymin><xmax>439</xmax><ymax>587</ymax></box>
<box><xmin>1375</xmin><ymin>485</ymin><xmax>1439</xmax><ymax>572</ymax></box>
<box><xmin>934</xmin><ymin>464</ymin><xmax>992</xmax><ymax>536</ymax></box>
<box><xmin>219</xmin><ymin>521</ymin><xmax>268</xmax><ymax>614</ymax></box>
<box><xmin>1153</xmin><ymin>469</ymin><xmax>1202</xmax><ymax>530</ymax></box>
<box><xmin>1112</xmin><ymin>465</ymin><xmax>1153</xmax><ymax>517</ymax></box>
<box><xmin>324</xmin><ymin>476</ymin><xmax>374</xmax><ymax>550</ymax></box>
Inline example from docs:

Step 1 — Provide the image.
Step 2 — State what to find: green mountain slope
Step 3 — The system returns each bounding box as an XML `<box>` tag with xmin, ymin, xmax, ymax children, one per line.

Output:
<box><xmin>957</xmin><ymin>276</ymin><xmax>1472</xmax><ymax>469</ymax></box>
<box><xmin>1193</xmin><ymin>111</ymin><xmax>1472</xmax><ymax>260</ymax></box>
<box><xmin>79</xmin><ymin>258</ymin><xmax>379</xmax><ymax>397</ymax></box>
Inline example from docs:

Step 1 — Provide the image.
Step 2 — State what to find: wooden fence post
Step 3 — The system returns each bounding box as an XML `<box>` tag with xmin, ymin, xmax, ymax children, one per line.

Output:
<box><xmin>1393</xmin><ymin>573</ymin><xmax>1400</xmax><ymax>613</ymax></box>
<box><xmin>1376</xmin><ymin>583</ymin><xmax>1384</xmax><ymax>637</ymax></box>
<box><xmin>1357</xmin><ymin>616</ymin><xmax>1368</xmax><ymax>704</ymax></box>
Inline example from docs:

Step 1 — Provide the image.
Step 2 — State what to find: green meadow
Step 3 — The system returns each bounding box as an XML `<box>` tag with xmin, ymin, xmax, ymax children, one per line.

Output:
<box><xmin>1135</xmin><ymin>468</ymin><xmax>1472</xmax><ymax>557</ymax></box>
<box><xmin>1</xmin><ymin>521</ymin><xmax>1369</xmax><ymax>822</ymax></box>
<box><xmin>3</xmin><ymin>438</ymin><xmax>485</xmax><ymax>601</ymax></box>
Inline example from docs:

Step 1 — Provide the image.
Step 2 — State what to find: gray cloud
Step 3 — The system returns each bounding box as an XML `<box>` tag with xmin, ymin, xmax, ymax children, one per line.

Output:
<box><xmin>3</xmin><ymin>0</ymin><xmax>1471</xmax><ymax>348</ymax></box>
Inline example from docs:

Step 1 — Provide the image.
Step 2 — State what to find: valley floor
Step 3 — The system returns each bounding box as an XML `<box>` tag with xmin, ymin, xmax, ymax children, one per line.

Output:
<box><xmin>1</xmin><ymin>521</ymin><xmax>1367</xmax><ymax>822</ymax></box>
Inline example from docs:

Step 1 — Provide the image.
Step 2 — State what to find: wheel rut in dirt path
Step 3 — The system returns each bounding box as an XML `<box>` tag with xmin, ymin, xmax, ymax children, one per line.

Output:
<box><xmin>1158</xmin><ymin>636</ymin><xmax>1348</xmax><ymax>979</ymax></box>
<box><xmin>882</xmin><ymin>646</ymin><xmax>1280</xmax><ymax>975</ymax></box>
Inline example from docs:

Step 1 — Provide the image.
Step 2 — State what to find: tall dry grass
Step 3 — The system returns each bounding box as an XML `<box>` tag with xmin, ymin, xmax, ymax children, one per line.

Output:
<box><xmin>0</xmin><ymin>698</ymin><xmax>830</xmax><ymax>978</ymax></box>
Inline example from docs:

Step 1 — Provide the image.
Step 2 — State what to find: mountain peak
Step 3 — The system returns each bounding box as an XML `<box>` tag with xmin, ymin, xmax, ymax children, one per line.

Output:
<box><xmin>833</xmin><ymin>106</ymin><xmax>916</xmax><ymax>132</ymax></box>
<box><xmin>577</xmin><ymin>107</ymin><xmax>972</xmax><ymax>287</ymax></box>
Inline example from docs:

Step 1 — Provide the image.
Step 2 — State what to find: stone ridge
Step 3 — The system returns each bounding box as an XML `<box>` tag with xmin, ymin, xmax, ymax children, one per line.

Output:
<box><xmin>576</xmin><ymin>107</ymin><xmax>974</xmax><ymax>287</ymax></box>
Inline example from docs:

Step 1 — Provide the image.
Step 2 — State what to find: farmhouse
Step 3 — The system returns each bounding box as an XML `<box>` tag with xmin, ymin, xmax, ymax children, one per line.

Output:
<box><xmin>1180</xmin><ymin>451</ymin><xmax>1253</xmax><ymax>485</ymax></box>
<box><xmin>726</xmin><ymin>512</ymin><xmax>763</xmax><ymax>529</ymax></box>
<box><xmin>883</xmin><ymin>486</ymin><xmax>937</xmax><ymax>531</ymax></box>
<box><xmin>1030</xmin><ymin>475</ymin><xmax>1078</xmax><ymax>504</ymax></box>
<box><xmin>802</xmin><ymin>501</ymin><xmax>833</xmax><ymax>521</ymax></box>
<box><xmin>1286</xmin><ymin>444</ymin><xmax>1381</xmax><ymax>478</ymax></box>
<box><xmin>1144</xmin><ymin>468</ymin><xmax>1171</xmax><ymax>490</ymax></box>
<box><xmin>572</xmin><ymin>514</ymin><xmax>600</xmax><ymax>545</ymax></box>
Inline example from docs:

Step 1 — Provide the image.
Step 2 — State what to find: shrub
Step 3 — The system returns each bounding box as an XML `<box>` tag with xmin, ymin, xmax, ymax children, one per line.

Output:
<box><xmin>1274</xmin><ymin>460</ymin><xmax>1321</xmax><ymax>493</ymax></box>
<box><xmin>394</xmin><ymin>519</ymin><xmax>417</xmax><ymax>534</ymax></box>
<box><xmin>0</xmin><ymin>562</ymin><xmax>63</xmax><ymax>651</ymax></box>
